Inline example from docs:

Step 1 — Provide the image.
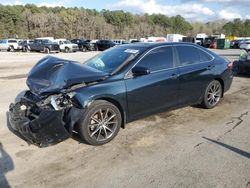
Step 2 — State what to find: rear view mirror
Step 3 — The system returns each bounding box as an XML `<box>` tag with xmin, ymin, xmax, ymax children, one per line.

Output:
<box><xmin>132</xmin><ymin>66</ymin><xmax>150</xmax><ymax>77</ymax></box>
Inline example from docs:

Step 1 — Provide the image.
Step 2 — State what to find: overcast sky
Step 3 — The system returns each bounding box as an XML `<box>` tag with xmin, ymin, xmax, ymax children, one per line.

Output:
<box><xmin>2</xmin><ymin>0</ymin><xmax>250</xmax><ymax>22</ymax></box>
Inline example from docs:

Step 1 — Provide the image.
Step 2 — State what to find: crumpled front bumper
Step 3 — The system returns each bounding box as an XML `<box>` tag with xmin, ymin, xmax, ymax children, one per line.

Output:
<box><xmin>8</xmin><ymin>101</ymin><xmax>71</xmax><ymax>147</ymax></box>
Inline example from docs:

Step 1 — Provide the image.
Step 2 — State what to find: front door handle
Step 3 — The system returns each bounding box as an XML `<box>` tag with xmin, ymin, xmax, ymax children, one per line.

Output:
<box><xmin>207</xmin><ymin>65</ymin><xmax>215</xmax><ymax>70</ymax></box>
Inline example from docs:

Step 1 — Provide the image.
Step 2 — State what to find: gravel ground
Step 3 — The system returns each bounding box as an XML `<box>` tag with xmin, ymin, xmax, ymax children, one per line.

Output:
<box><xmin>0</xmin><ymin>49</ymin><xmax>249</xmax><ymax>188</ymax></box>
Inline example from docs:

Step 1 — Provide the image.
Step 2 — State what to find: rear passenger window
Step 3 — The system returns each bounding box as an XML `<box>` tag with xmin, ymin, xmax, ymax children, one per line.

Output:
<box><xmin>137</xmin><ymin>47</ymin><xmax>173</xmax><ymax>72</ymax></box>
<box><xmin>199</xmin><ymin>50</ymin><xmax>213</xmax><ymax>62</ymax></box>
<box><xmin>176</xmin><ymin>46</ymin><xmax>200</xmax><ymax>65</ymax></box>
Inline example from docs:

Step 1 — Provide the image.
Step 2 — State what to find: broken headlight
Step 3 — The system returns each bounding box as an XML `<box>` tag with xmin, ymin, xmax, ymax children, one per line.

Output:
<box><xmin>38</xmin><ymin>92</ymin><xmax>76</xmax><ymax>110</ymax></box>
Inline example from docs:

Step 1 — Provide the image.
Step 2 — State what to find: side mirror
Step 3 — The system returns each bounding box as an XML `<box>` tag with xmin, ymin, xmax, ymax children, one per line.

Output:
<box><xmin>132</xmin><ymin>66</ymin><xmax>150</xmax><ymax>77</ymax></box>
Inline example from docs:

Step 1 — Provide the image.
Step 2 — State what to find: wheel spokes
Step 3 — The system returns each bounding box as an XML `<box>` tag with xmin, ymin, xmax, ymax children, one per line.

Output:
<box><xmin>88</xmin><ymin>108</ymin><xmax>118</xmax><ymax>142</ymax></box>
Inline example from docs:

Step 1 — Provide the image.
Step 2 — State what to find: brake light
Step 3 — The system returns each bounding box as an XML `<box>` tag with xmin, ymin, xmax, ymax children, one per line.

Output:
<box><xmin>227</xmin><ymin>62</ymin><xmax>233</xmax><ymax>70</ymax></box>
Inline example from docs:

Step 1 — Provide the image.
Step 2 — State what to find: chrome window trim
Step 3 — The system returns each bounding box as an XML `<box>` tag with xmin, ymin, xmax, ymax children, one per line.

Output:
<box><xmin>124</xmin><ymin>45</ymin><xmax>175</xmax><ymax>79</ymax></box>
<box><xmin>174</xmin><ymin>44</ymin><xmax>215</xmax><ymax>68</ymax></box>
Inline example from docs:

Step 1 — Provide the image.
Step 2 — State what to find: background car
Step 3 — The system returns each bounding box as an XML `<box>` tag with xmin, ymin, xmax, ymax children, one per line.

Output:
<box><xmin>96</xmin><ymin>40</ymin><xmax>116</xmax><ymax>51</ymax></box>
<box><xmin>230</xmin><ymin>39</ymin><xmax>244</xmax><ymax>48</ymax></box>
<box><xmin>112</xmin><ymin>39</ymin><xmax>129</xmax><ymax>45</ymax></box>
<box><xmin>19</xmin><ymin>40</ymin><xmax>34</xmax><ymax>52</ymax></box>
<box><xmin>71</xmin><ymin>39</ymin><xmax>94</xmax><ymax>51</ymax></box>
<box><xmin>239</xmin><ymin>40</ymin><xmax>250</xmax><ymax>52</ymax></box>
<box><xmin>55</xmin><ymin>39</ymin><xmax>78</xmax><ymax>53</ymax></box>
<box><xmin>0</xmin><ymin>39</ymin><xmax>19</xmax><ymax>51</ymax></box>
<box><xmin>24</xmin><ymin>38</ymin><xmax>60</xmax><ymax>53</ymax></box>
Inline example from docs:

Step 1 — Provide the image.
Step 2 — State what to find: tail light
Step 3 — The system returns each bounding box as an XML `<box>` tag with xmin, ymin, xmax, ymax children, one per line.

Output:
<box><xmin>227</xmin><ymin>62</ymin><xmax>233</xmax><ymax>70</ymax></box>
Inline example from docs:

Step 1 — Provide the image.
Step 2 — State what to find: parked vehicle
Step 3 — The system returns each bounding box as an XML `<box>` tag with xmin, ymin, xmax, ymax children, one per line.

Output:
<box><xmin>112</xmin><ymin>39</ymin><xmax>129</xmax><ymax>45</ymax></box>
<box><xmin>230</xmin><ymin>39</ymin><xmax>243</xmax><ymax>49</ymax></box>
<box><xmin>71</xmin><ymin>39</ymin><xmax>94</xmax><ymax>51</ymax></box>
<box><xmin>233</xmin><ymin>51</ymin><xmax>250</xmax><ymax>74</ymax></box>
<box><xmin>24</xmin><ymin>39</ymin><xmax>60</xmax><ymax>53</ymax></box>
<box><xmin>196</xmin><ymin>33</ymin><xmax>208</xmax><ymax>46</ymax></box>
<box><xmin>20</xmin><ymin>40</ymin><xmax>34</xmax><ymax>52</ymax></box>
<box><xmin>239</xmin><ymin>40</ymin><xmax>250</xmax><ymax>52</ymax></box>
<box><xmin>0</xmin><ymin>39</ymin><xmax>19</xmax><ymax>51</ymax></box>
<box><xmin>96</xmin><ymin>40</ymin><xmax>116</xmax><ymax>51</ymax></box>
<box><xmin>129</xmin><ymin>39</ymin><xmax>140</xmax><ymax>43</ymax></box>
<box><xmin>182</xmin><ymin>37</ymin><xmax>195</xmax><ymax>43</ymax></box>
<box><xmin>166</xmin><ymin>34</ymin><xmax>185</xmax><ymax>42</ymax></box>
<box><xmin>54</xmin><ymin>39</ymin><xmax>78</xmax><ymax>53</ymax></box>
<box><xmin>8</xmin><ymin>42</ymin><xmax>233</xmax><ymax>147</ymax></box>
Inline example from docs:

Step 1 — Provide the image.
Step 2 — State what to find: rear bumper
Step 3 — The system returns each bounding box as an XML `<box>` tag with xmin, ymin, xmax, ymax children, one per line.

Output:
<box><xmin>9</xmin><ymin>102</ymin><xmax>70</xmax><ymax>147</ymax></box>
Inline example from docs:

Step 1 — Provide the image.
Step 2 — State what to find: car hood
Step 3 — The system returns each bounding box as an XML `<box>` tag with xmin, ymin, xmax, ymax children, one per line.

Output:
<box><xmin>26</xmin><ymin>56</ymin><xmax>109</xmax><ymax>95</ymax></box>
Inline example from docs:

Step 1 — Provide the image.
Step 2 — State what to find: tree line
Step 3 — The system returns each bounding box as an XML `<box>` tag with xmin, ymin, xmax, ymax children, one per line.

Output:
<box><xmin>0</xmin><ymin>4</ymin><xmax>249</xmax><ymax>40</ymax></box>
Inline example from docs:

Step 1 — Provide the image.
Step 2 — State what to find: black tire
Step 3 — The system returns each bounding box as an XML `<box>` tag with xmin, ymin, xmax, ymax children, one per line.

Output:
<box><xmin>65</xmin><ymin>47</ymin><xmax>70</xmax><ymax>53</ymax></box>
<box><xmin>44</xmin><ymin>47</ymin><xmax>50</xmax><ymax>54</ymax></box>
<box><xmin>201</xmin><ymin>80</ymin><xmax>222</xmax><ymax>109</ymax></box>
<box><xmin>77</xmin><ymin>100</ymin><xmax>121</xmax><ymax>146</ymax></box>
<box><xmin>8</xmin><ymin>46</ymin><xmax>14</xmax><ymax>52</ymax></box>
<box><xmin>23</xmin><ymin>46</ymin><xmax>30</xmax><ymax>52</ymax></box>
<box><xmin>82</xmin><ymin>46</ymin><xmax>87</xmax><ymax>52</ymax></box>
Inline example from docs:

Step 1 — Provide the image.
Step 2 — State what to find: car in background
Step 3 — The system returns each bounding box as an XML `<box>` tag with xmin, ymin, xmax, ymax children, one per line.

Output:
<box><xmin>129</xmin><ymin>39</ymin><xmax>140</xmax><ymax>43</ymax></box>
<box><xmin>230</xmin><ymin>39</ymin><xmax>244</xmax><ymax>49</ymax></box>
<box><xmin>24</xmin><ymin>38</ymin><xmax>60</xmax><ymax>53</ymax></box>
<box><xmin>19</xmin><ymin>40</ymin><xmax>34</xmax><ymax>52</ymax></box>
<box><xmin>8</xmin><ymin>42</ymin><xmax>233</xmax><ymax>147</ymax></box>
<box><xmin>0</xmin><ymin>39</ymin><xmax>19</xmax><ymax>51</ymax></box>
<box><xmin>112</xmin><ymin>39</ymin><xmax>129</xmax><ymax>45</ymax></box>
<box><xmin>54</xmin><ymin>39</ymin><xmax>78</xmax><ymax>53</ymax></box>
<box><xmin>239</xmin><ymin>40</ymin><xmax>250</xmax><ymax>52</ymax></box>
<box><xmin>71</xmin><ymin>39</ymin><xmax>94</xmax><ymax>52</ymax></box>
<box><xmin>96</xmin><ymin>40</ymin><xmax>116</xmax><ymax>51</ymax></box>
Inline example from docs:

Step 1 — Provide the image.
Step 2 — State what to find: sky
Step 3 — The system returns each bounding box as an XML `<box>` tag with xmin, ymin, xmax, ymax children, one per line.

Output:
<box><xmin>1</xmin><ymin>0</ymin><xmax>250</xmax><ymax>22</ymax></box>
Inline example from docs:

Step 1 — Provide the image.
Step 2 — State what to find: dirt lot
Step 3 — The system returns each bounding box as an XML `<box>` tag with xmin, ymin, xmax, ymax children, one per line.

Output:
<box><xmin>0</xmin><ymin>49</ymin><xmax>249</xmax><ymax>188</ymax></box>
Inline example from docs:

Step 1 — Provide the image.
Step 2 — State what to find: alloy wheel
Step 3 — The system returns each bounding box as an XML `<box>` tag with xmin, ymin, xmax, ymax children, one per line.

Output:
<box><xmin>88</xmin><ymin>108</ymin><xmax>118</xmax><ymax>142</ymax></box>
<box><xmin>207</xmin><ymin>81</ymin><xmax>222</xmax><ymax>106</ymax></box>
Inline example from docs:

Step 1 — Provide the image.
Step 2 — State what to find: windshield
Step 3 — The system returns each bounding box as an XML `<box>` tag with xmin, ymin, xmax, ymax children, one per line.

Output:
<box><xmin>84</xmin><ymin>47</ymin><xmax>140</xmax><ymax>73</ymax></box>
<box><xmin>64</xmin><ymin>40</ymin><xmax>71</xmax><ymax>44</ymax></box>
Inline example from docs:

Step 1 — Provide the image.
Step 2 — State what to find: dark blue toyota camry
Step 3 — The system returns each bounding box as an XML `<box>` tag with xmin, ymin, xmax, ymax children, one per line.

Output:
<box><xmin>8</xmin><ymin>42</ymin><xmax>233</xmax><ymax>147</ymax></box>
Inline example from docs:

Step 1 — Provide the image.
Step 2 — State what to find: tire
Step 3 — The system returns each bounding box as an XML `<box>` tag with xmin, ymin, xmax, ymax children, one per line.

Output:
<box><xmin>8</xmin><ymin>46</ymin><xmax>14</xmax><ymax>52</ymax></box>
<box><xmin>82</xmin><ymin>46</ymin><xmax>87</xmax><ymax>52</ymax></box>
<box><xmin>65</xmin><ymin>47</ymin><xmax>70</xmax><ymax>53</ymax></box>
<box><xmin>23</xmin><ymin>46</ymin><xmax>30</xmax><ymax>52</ymax></box>
<box><xmin>201</xmin><ymin>80</ymin><xmax>222</xmax><ymax>109</ymax></box>
<box><xmin>77</xmin><ymin>100</ymin><xmax>122</xmax><ymax>146</ymax></box>
<box><xmin>44</xmin><ymin>47</ymin><xmax>50</xmax><ymax>54</ymax></box>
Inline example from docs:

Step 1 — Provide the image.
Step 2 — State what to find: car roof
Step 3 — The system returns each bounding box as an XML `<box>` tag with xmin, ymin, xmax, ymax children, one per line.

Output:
<box><xmin>120</xmin><ymin>42</ymin><xmax>201</xmax><ymax>49</ymax></box>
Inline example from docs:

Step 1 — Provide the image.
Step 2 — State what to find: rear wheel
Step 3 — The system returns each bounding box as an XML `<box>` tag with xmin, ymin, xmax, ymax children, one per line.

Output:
<box><xmin>44</xmin><ymin>47</ymin><xmax>50</xmax><ymax>54</ymax></box>
<box><xmin>77</xmin><ymin>100</ymin><xmax>121</xmax><ymax>145</ymax></box>
<box><xmin>201</xmin><ymin>80</ymin><xmax>222</xmax><ymax>109</ymax></box>
<box><xmin>8</xmin><ymin>46</ymin><xmax>14</xmax><ymax>52</ymax></box>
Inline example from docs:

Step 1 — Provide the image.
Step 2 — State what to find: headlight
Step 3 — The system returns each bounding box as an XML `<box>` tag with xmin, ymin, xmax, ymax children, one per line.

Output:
<box><xmin>50</xmin><ymin>92</ymin><xmax>76</xmax><ymax>110</ymax></box>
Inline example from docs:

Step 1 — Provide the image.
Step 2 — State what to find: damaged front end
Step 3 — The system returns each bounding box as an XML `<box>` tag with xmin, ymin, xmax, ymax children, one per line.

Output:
<box><xmin>8</xmin><ymin>56</ymin><xmax>108</xmax><ymax>147</ymax></box>
<box><xmin>8</xmin><ymin>90</ymin><xmax>84</xmax><ymax>147</ymax></box>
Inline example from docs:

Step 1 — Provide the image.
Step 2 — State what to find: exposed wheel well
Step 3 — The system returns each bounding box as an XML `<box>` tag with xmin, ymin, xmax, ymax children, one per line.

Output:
<box><xmin>215</xmin><ymin>78</ymin><xmax>224</xmax><ymax>97</ymax></box>
<box><xmin>96</xmin><ymin>98</ymin><xmax>126</xmax><ymax>129</ymax></box>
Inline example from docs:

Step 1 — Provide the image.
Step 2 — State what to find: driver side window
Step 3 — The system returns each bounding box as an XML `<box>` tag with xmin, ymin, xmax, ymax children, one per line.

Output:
<box><xmin>137</xmin><ymin>47</ymin><xmax>174</xmax><ymax>72</ymax></box>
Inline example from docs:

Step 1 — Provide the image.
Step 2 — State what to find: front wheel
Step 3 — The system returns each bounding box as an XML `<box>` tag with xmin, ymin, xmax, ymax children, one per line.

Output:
<box><xmin>77</xmin><ymin>100</ymin><xmax>121</xmax><ymax>145</ymax></box>
<box><xmin>201</xmin><ymin>80</ymin><xmax>222</xmax><ymax>109</ymax></box>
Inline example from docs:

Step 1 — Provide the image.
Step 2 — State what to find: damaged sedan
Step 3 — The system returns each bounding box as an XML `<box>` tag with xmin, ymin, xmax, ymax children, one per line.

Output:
<box><xmin>8</xmin><ymin>43</ymin><xmax>233</xmax><ymax>147</ymax></box>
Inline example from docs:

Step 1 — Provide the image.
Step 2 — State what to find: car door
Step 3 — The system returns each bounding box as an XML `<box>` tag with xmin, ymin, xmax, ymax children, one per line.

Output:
<box><xmin>175</xmin><ymin>45</ymin><xmax>215</xmax><ymax>105</ymax></box>
<box><xmin>125</xmin><ymin>46</ymin><xmax>180</xmax><ymax>121</ymax></box>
